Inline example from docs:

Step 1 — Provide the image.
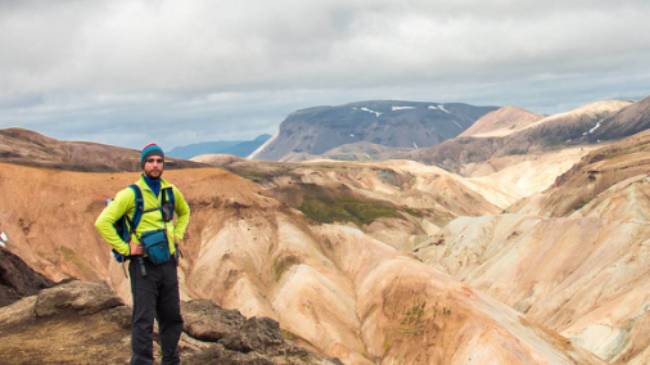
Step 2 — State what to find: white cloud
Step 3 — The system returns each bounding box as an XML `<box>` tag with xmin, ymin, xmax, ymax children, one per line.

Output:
<box><xmin>0</xmin><ymin>0</ymin><xmax>649</xmax><ymax>147</ymax></box>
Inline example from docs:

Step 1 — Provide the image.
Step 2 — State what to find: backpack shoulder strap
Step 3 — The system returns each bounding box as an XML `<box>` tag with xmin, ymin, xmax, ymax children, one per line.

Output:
<box><xmin>128</xmin><ymin>184</ymin><xmax>144</xmax><ymax>233</ymax></box>
<box><xmin>163</xmin><ymin>186</ymin><xmax>175</xmax><ymax>209</ymax></box>
<box><xmin>161</xmin><ymin>186</ymin><xmax>175</xmax><ymax>220</ymax></box>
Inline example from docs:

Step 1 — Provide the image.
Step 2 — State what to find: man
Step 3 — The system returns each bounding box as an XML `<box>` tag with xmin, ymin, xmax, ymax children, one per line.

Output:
<box><xmin>95</xmin><ymin>143</ymin><xmax>190</xmax><ymax>365</ymax></box>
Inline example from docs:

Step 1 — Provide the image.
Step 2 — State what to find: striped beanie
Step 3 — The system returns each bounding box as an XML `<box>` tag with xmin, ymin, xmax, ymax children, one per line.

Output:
<box><xmin>141</xmin><ymin>143</ymin><xmax>164</xmax><ymax>167</ymax></box>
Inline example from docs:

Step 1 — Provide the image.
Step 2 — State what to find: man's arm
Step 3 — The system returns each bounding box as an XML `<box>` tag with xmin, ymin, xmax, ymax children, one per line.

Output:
<box><xmin>95</xmin><ymin>188</ymin><xmax>134</xmax><ymax>256</ymax></box>
<box><xmin>173</xmin><ymin>187</ymin><xmax>190</xmax><ymax>242</ymax></box>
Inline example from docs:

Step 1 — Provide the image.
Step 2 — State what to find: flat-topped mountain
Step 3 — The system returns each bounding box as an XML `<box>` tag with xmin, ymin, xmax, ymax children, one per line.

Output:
<box><xmin>252</xmin><ymin>100</ymin><xmax>497</xmax><ymax>161</ymax></box>
<box><xmin>0</xmin><ymin>128</ymin><xmax>204</xmax><ymax>172</ymax></box>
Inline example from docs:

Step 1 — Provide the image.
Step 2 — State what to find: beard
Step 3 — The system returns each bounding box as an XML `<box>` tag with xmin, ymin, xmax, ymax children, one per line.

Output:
<box><xmin>145</xmin><ymin>168</ymin><xmax>163</xmax><ymax>179</ymax></box>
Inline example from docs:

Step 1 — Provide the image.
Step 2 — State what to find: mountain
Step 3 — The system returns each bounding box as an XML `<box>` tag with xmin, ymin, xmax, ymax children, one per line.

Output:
<box><xmin>587</xmin><ymin>95</ymin><xmax>650</xmax><ymax>141</ymax></box>
<box><xmin>459</xmin><ymin>106</ymin><xmax>544</xmax><ymax>137</ymax></box>
<box><xmin>319</xmin><ymin>142</ymin><xmax>410</xmax><ymax>162</ymax></box>
<box><xmin>517</xmin><ymin>128</ymin><xmax>650</xmax><ymax>217</ymax></box>
<box><xmin>3</xmin><ymin>127</ymin><xmax>647</xmax><ymax>363</ymax></box>
<box><xmin>410</xmin><ymin>100</ymin><xmax>633</xmax><ymax>172</ymax></box>
<box><xmin>253</xmin><ymin>100</ymin><xmax>498</xmax><ymax>161</ymax></box>
<box><xmin>168</xmin><ymin>134</ymin><xmax>271</xmax><ymax>159</ymax></box>
<box><xmin>414</xmin><ymin>130</ymin><xmax>650</xmax><ymax>364</ymax></box>
<box><xmin>258</xmin><ymin>142</ymin><xmax>409</xmax><ymax>162</ymax></box>
<box><xmin>0</xmin><ymin>128</ymin><xmax>204</xmax><ymax>172</ymax></box>
<box><xmin>0</xmin><ymin>158</ymin><xmax>603</xmax><ymax>364</ymax></box>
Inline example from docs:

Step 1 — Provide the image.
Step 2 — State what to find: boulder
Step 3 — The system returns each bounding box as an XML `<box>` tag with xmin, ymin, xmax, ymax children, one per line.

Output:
<box><xmin>34</xmin><ymin>280</ymin><xmax>123</xmax><ymax>317</ymax></box>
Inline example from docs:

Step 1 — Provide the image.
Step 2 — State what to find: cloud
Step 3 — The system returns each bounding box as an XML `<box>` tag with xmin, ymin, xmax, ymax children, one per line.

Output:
<box><xmin>0</xmin><ymin>0</ymin><xmax>649</xmax><ymax>147</ymax></box>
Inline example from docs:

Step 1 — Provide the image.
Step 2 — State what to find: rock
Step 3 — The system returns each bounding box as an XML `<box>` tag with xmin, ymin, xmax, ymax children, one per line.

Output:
<box><xmin>0</xmin><ymin>249</ymin><xmax>53</xmax><ymax>307</ymax></box>
<box><xmin>182</xmin><ymin>299</ymin><xmax>246</xmax><ymax>342</ymax></box>
<box><xmin>184</xmin><ymin>343</ymin><xmax>274</xmax><ymax>365</ymax></box>
<box><xmin>181</xmin><ymin>299</ymin><xmax>341</xmax><ymax>364</ymax></box>
<box><xmin>34</xmin><ymin>280</ymin><xmax>123</xmax><ymax>317</ymax></box>
<box><xmin>240</xmin><ymin>317</ymin><xmax>283</xmax><ymax>350</ymax></box>
<box><xmin>0</xmin><ymin>295</ymin><xmax>37</xmax><ymax>327</ymax></box>
<box><xmin>102</xmin><ymin>305</ymin><xmax>132</xmax><ymax>330</ymax></box>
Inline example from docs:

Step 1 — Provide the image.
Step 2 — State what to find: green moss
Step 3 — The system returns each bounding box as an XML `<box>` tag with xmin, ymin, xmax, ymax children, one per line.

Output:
<box><xmin>59</xmin><ymin>246</ymin><xmax>96</xmax><ymax>279</ymax></box>
<box><xmin>383</xmin><ymin>337</ymin><xmax>392</xmax><ymax>355</ymax></box>
<box><xmin>272</xmin><ymin>255</ymin><xmax>301</xmax><ymax>282</ymax></box>
<box><xmin>299</xmin><ymin>194</ymin><xmax>399</xmax><ymax>226</ymax></box>
<box><xmin>399</xmin><ymin>302</ymin><xmax>426</xmax><ymax>336</ymax></box>
<box><xmin>402</xmin><ymin>207</ymin><xmax>425</xmax><ymax>217</ymax></box>
<box><xmin>280</xmin><ymin>328</ymin><xmax>300</xmax><ymax>342</ymax></box>
<box><xmin>571</xmin><ymin>196</ymin><xmax>592</xmax><ymax>211</ymax></box>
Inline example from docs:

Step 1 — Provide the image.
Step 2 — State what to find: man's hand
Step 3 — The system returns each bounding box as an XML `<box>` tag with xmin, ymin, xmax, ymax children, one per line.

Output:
<box><xmin>129</xmin><ymin>241</ymin><xmax>143</xmax><ymax>256</ymax></box>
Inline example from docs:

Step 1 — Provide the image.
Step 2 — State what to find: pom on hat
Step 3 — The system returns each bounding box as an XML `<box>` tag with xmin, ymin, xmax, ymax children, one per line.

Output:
<box><xmin>141</xmin><ymin>143</ymin><xmax>165</xmax><ymax>166</ymax></box>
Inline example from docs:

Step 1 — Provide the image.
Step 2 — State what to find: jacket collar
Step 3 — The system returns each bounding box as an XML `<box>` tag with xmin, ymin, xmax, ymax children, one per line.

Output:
<box><xmin>138</xmin><ymin>174</ymin><xmax>171</xmax><ymax>192</ymax></box>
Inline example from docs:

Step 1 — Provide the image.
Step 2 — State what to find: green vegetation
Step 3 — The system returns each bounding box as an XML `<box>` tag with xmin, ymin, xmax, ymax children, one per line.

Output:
<box><xmin>402</xmin><ymin>207</ymin><xmax>425</xmax><ymax>217</ymax></box>
<box><xmin>59</xmin><ymin>246</ymin><xmax>96</xmax><ymax>279</ymax></box>
<box><xmin>225</xmin><ymin>163</ymin><xmax>295</xmax><ymax>184</ymax></box>
<box><xmin>299</xmin><ymin>193</ymin><xmax>399</xmax><ymax>226</ymax></box>
<box><xmin>571</xmin><ymin>196</ymin><xmax>592</xmax><ymax>211</ymax></box>
<box><xmin>399</xmin><ymin>302</ymin><xmax>426</xmax><ymax>335</ymax></box>
<box><xmin>272</xmin><ymin>255</ymin><xmax>301</xmax><ymax>282</ymax></box>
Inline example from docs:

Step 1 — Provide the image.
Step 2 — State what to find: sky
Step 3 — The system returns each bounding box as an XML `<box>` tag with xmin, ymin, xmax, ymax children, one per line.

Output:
<box><xmin>1</xmin><ymin>0</ymin><xmax>649</xmax><ymax>150</ymax></box>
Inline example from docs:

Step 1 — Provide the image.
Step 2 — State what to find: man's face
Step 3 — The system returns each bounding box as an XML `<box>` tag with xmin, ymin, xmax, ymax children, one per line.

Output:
<box><xmin>143</xmin><ymin>156</ymin><xmax>164</xmax><ymax>179</ymax></box>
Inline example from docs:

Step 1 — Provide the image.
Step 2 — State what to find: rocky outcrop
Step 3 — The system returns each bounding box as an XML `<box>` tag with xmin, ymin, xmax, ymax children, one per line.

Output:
<box><xmin>0</xmin><ymin>248</ymin><xmax>53</xmax><ymax>307</ymax></box>
<box><xmin>182</xmin><ymin>300</ymin><xmax>341</xmax><ymax>364</ymax></box>
<box><xmin>0</xmin><ymin>280</ymin><xmax>337</xmax><ymax>365</ymax></box>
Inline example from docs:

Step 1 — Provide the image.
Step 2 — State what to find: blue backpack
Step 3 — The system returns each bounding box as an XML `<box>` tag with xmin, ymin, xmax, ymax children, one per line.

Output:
<box><xmin>112</xmin><ymin>184</ymin><xmax>175</xmax><ymax>262</ymax></box>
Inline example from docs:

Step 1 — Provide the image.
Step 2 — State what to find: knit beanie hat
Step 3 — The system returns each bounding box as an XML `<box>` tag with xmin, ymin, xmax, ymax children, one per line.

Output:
<box><xmin>141</xmin><ymin>143</ymin><xmax>164</xmax><ymax>167</ymax></box>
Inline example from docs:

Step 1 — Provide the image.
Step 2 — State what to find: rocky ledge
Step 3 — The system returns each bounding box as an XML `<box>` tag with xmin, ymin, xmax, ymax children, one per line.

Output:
<box><xmin>0</xmin><ymin>280</ymin><xmax>340</xmax><ymax>365</ymax></box>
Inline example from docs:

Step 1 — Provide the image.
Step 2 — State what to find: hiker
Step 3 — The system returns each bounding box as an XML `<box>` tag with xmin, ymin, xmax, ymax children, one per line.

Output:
<box><xmin>95</xmin><ymin>143</ymin><xmax>190</xmax><ymax>365</ymax></box>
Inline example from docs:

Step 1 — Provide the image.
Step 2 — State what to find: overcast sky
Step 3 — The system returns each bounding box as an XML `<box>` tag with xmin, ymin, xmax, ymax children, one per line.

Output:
<box><xmin>1</xmin><ymin>0</ymin><xmax>649</xmax><ymax>149</ymax></box>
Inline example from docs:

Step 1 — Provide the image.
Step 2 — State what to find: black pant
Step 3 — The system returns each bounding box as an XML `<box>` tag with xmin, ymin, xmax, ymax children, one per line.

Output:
<box><xmin>129</xmin><ymin>258</ymin><xmax>183</xmax><ymax>365</ymax></box>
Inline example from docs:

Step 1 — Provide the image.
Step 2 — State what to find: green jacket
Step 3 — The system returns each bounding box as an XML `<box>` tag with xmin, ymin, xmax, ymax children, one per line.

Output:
<box><xmin>95</xmin><ymin>175</ymin><xmax>190</xmax><ymax>256</ymax></box>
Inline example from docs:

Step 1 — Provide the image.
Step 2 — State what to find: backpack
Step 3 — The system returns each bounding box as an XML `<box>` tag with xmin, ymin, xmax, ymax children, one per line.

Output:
<box><xmin>112</xmin><ymin>184</ymin><xmax>175</xmax><ymax>262</ymax></box>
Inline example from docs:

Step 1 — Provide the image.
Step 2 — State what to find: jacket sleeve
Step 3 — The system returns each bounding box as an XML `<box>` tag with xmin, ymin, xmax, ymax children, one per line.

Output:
<box><xmin>173</xmin><ymin>187</ymin><xmax>191</xmax><ymax>242</ymax></box>
<box><xmin>94</xmin><ymin>188</ymin><xmax>134</xmax><ymax>256</ymax></box>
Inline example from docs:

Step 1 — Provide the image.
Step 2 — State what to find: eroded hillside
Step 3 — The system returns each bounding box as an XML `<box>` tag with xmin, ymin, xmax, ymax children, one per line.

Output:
<box><xmin>415</xmin><ymin>130</ymin><xmax>650</xmax><ymax>364</ymax></box>
<box><xmin>0</xmin><ymin>161</ymin><xmax>604</xmax><ymax>364</ymax></box>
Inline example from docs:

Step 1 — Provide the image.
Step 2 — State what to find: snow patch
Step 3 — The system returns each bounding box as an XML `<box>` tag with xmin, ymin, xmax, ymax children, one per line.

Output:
<box><xmin>589</xmin><ymin>121</ymin><xmax>602</xmax><ymax>134</ymax></box>
<box><xmin>428</xmin><ymin>104</ymin><xmax>450</xmax><ymax>114</ymax></box>
<box><xmin>360</xmin><ymin>107</ymin><xmax>382</xmax><ymax>117</ymax></box>
<box><xmin>349</xmin><ymin>133</ymin><xmax>355</xmax><ymax>137</ymax></box>
<box><xmin>412</xmin><ymin>141</ymin><xmax>419</xmax><ymax>148</ymax></box>
<box><xmin>391</xmin><ymin>106</ymin><xmax>415</xmax><ymax>111</ymax></box>
<box><xmin>247</xmin><ymin>130</ymin><xmax>278</xmax><ymax>159</ymax></box>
